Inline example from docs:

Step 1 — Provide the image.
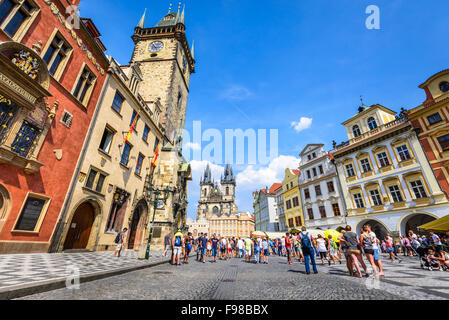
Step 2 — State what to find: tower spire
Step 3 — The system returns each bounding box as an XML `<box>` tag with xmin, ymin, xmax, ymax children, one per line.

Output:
<box><xmin>168</xmin><ymin>3</ymin><xmax>172</xmax><ymax>12</ymax></box>
<box><xmin>180</xmin><ymin>4</ymin><xmax>185</xmax><ymax>25</ymax></box>
<box><xmin>137</xmin><ymin>8</ymin><xmax>147</xmax><ymax>28</ymax></box>
<box><xmin>191</xmin><ymin>40</ymin><xmax>195</xmax><ymax>60</ymax></box>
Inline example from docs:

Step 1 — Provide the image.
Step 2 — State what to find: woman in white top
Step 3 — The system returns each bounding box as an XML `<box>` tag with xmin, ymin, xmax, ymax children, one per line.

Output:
<box><xmin>316</xmin><ymin>235</ymin><xmax>330</xmax><ymax>265</ymax></box>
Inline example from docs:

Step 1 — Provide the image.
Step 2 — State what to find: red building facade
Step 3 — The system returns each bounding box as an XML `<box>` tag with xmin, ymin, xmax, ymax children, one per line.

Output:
<box><xmin>408</xmin><ymin>69</ymin><xmax>449</xmax><ymax>200</ymax></box>
<box><xmin>0</xmin><ymin>0</ymin><xmax>108</xmax><ymax>253</ymax></box>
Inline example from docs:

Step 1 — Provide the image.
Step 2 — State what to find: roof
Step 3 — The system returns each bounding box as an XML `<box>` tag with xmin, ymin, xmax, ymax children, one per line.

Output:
<box><xmin>292</xmin><ymin>170</ymin><xmax>300</xmax><ymax>176</ymax></box>
<box><xmin>299</xmin><ymin>144</ymin><xmax>324</xmax><ymax>157</ymax></box>
<box><xmin>419</xmin><ymin>69</ymin><xmax>449</xmax><ymax>88</ymax></box>
<box><xmin>341</xmin><ymin>104</ymin><xmax>397</xmax><ymax>125</ymax></box>
<box><xmin>269</xmin><ymin>183</ymin><xmax>282</xmax><ymax>194</ymax></box>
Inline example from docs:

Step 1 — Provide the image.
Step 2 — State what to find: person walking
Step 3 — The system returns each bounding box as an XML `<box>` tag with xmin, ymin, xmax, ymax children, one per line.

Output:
<box><xmin>196</xmin><ymin>233</ymin><xmax>203</xmax><ymax>261</ymax></box>
<box><xmin>285</xmin><ymin>233</ymin><xmax>294</xmax><ymax>265</ymax></box>
<box><xmin>200</xmin><ymin>233</ymin><xmax>208</xmax><ymax>263</ymax></box>
<box><xmin>385</xmin><ymin>235</ymin><xmax>402</xmax><ymax>263</ymax></box>
<box><xmin>365</xmin><ymin>224</ymin><xmax>384</xmax><ymax>277</ymax></box>
<box><xmin>253</xmin><ymin>238</ymin><xmax>261</xmax><ymax>264</ymax></box>
<box><xmin>172</xmin><ymin>229</ymin><xmax>184</xmax><ymax>266</ymax></box>
<box><xmin>113</xmin><ymin>228</ymin><xmax>128</xmax><ymax>258</ymax></box>
<box><xmin>262</xmin><ymin>237</ymin><xmax>269</xmax><ymax>264</ymax></box>
<box><xmin>403</xmin><ymin>235</ymin><xmax>413</xmax><ymax>257</ymax></box>
<box><xmin>183</xmin><ymin>232</ymin><xmax>194</xmax><ymax>264</ymax></box>
<box><xmin>294</xmin><ymin>235</ymin><xmax>304</xmax><ymax>263</ymax></box>
<box><xmin>244</xmin><ymin>237</ymin><xmax>253</xmax><ymax>263</ymax></box>
<box><xmin>237</xmin><ymin>238</ymin><xmax>244</xmax><ymax>258</ymax></box>
<box><xmin>340</xmin><ymin>230</ymin><xmax>354</xmax><ymax>276</ymax></box>
<box><xmin>338</xmin><ymin>225</ymin><xmax>369</xmax><ymax>278</ymax></box>
<box><xmin>360</xmin><ymin>225</ymin><xmax>378</xmax><ymax>277</ymax></box>
<box><xmin>163</xmin><ymin>232</ymin><xmax>172</xmax><ymax>257</ymax></box>
<box><xmin>316</xmin><ymin>234</ymin><xmax>329</xmax><ymax>265</ymax></box>
<box><xmin>300</xmin><ymin>227</ymin><xmax>318</xmax><ymax>275</ymax></box>
<box><xmin>211</xmin><ymin>233</ymin><xmax>219</xmax><ymax>263</ymax></box>
<box><xmin>328</xmin><ymin>235</ymin><xmax>342</xmax><ymax>265</ymax></box>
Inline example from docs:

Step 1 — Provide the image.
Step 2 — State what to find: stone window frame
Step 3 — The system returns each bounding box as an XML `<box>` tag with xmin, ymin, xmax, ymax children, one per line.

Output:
<box><xmin>372</xmin><ymin>145</ymin><xmax>393</xmax><ymax>172</ymax></box>
<box><xmin>0</xmin><ymin>0</ymin><xmax>41</xmax><ymax>43</ymax></box>
<box><xmin>349</xmin><ymin>187</ymin><xmax>366</xmax><ymax>210</ymax></box>
<box><xmin>84</xmin><ymin>166</ymin><xmax>108</xmax><ymax>195</ymax></box>
<box><xmin>59</xmin><ymin>109</ymin><xmax>73</xmax><ymax>128</ymax></box>
<box><xmin>382</xmin><ymin>177</ymin><xmax>406</xmax><ymax>204</ymax></box>
<box><xmin>403</xmin><ymin>172</ymin><xmax>430</xmax><ymax>201</ymax></box>
<box><xmin>98</xmin><ymin>124</ymin><xmax>116</xmax><ymax>155</ymax></box>
<box><xmin>11</xmin><ymin>191</ymin><xmax>51</xmax><ymax>234</ymax></box>
<box><xmin>71</xmin><ymin>62</ymin><xmax>97</xmax><ymax>108</ymax></box>
<box><xmin>40</xmin><ymin>28</ymin><xmax>73</xmax><ymax>82</ymax></box>
<box><xmin>365</xmin><ymin>182</ymin><xmax>384</xmax><ymax>207</ymax></box>
<box><xmin>391</xmin><ymin>137</ymin><xmax>415</xmax><ymax>166</ymax></box>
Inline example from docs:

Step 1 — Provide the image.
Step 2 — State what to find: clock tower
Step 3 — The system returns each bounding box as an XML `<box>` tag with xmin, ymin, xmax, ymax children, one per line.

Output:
<box><xmin>131</xmin><ymin>7</ymin><xmax>195</xmax><ymax>144</ymax></box>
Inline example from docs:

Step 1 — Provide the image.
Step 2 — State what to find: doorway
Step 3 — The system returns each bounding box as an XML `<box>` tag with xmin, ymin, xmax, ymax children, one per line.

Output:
<box><xmin>403</xmin><ymin>213</ymin><xmax>436</xmax><ymax>236</ymax></box>
<box><xmin>128</xmin><ymin>206</ymin><xmax>142</xmax><ymax>249</ymax></box>
<box><xmin>64</xmin><ymin>202</ymin><xmax>95</xmax><ymax>250</ymax></box>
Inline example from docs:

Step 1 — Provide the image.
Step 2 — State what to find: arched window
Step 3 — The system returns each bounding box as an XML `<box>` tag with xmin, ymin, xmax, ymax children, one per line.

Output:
<box><xmin>213</xmin><ymin>206</ymin><xmax>219</xmax><ymax>214</ymax></box>
<box><xmin>367</xmin><ymin>117</ymin><xmax>377</xmax><ymax>130</ymax></box>
<box><xmin>352</xmin><ymin>125</ymin><xmax>361</xmax><ymax>138</ymax></box>
<box><xmin>440</xmin><ymin>81</ymin><xmax>449</xmax><ymax>93</ymax></box>
<box><xmin>226</xmin><ymin>187</ymin><xmax>229</xmax><ymax>196</ymax></box>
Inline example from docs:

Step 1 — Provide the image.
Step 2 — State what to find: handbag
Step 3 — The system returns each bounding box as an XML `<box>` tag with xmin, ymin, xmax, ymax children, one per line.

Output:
<box><xmin>348</xmin><ymin>249</ymin><xmax>361</xmax><ymax>255</ymax></box>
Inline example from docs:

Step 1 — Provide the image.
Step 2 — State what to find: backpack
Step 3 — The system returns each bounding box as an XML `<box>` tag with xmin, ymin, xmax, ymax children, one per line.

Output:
<box><xmin>301</xmin><ymin>232</ymin><xmax>312</xmax><ymax>249</ymax></box>
<box><xmin>174</xmin><ymin>236</ymin><xmax>181</xmax><ymax>246</ymax></box>
<box><xmin>114</xmin><ymin>232</ymin><xmax>121</xmax><ymax>244</ymax></box>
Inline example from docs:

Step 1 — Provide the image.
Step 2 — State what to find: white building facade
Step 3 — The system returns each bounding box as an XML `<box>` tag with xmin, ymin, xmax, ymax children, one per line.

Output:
<box><xmin>274</xmin><ymin>184</ymin><xmax>288</xmax><ymax>232</ymax></box>
<box><xmin>253</xmin><ymin>184</ymin><xmax>282</xmax><ymax>232</ymax></box>
<box><xmin>299</xmin><ymin>144</ymin><xmax>347</xmax><ymax>230</ymax></box>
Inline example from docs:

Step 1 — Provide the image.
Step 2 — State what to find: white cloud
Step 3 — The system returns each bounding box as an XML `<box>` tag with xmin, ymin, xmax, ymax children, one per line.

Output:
<box><xmin>236</xmin><ymin>155</ymin><xmax>299</xmax><ymax>191</ymax></box>
<box><xmin>291</xmin><ymin>117</ymin><xmax>313</xmax><ymax>132</ymax></box>
<box><xmin>220</xmin><ymin>85</ymin><xmax>253</xmax><ymax>101</ymax></box>
<box><xmin>183</xmin><ymin>142</ymin><xmax>201</xmax><ymax>151</ymax></box>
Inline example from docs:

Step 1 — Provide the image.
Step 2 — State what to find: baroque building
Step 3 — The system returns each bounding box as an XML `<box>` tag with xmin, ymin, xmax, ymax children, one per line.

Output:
<box><xmin>298</xmin><ymin>144</ymin><xmax>346</xmax><ymax>230</ymax></box>
<box><xmin>253</xmin><ymin>183</ymin><xmax>282</xmax><ymax>232</ymax></box>
<box><xmin>332</xmin><ymin>102</ymin><xmax>449</xmax><ymax>240</ymax></box>
<box><xmin>282</xmin><ymin>168</ymin><xmax>304</xmax><ymax>230</ymax></box>
<box><xmin>0</xmin><ymin>0</ymin><xmax>109</xmax><ymax>254</ymax></box>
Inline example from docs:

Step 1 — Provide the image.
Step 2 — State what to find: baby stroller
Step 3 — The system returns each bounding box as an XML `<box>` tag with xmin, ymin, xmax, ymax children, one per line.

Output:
<box><xmin>416</xmin><ymin>245</ymin><xmax>433</xmax><ymax>270</ymax></box>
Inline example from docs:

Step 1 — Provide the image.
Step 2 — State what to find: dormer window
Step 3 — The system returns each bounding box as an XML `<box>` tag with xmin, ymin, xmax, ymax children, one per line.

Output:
<box><xmin>352</xmin><ymin>125</ymin><xmax>361</xmax><ymax>138</ymax></box>
<box><xmin>367</xmin><ymin>117</ymin><xmax>377</xmax><ymax>130</ymax></box>
<box><xmin>440</xmin><ymin>81</ymin><xmax>449</xmax><ymax>93</ymax></box>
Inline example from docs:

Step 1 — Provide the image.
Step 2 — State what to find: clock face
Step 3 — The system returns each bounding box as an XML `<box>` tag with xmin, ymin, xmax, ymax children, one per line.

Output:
<box><xmin>149</xmin><ymin>41</ymin><xmax>164</xmax><ymax>53</ymax></box>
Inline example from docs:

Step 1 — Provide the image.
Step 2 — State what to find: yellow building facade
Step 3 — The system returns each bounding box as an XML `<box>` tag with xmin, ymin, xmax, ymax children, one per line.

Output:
<box><xmin>282</xmin><ymin>168</ymin><xmax>304</xmax><ymax>230</ymax></box>
<box><xmin>209</xmin><ymin>212</ymin><xmax>255</xmax><ymax>239</ymax></box>
<box><xmin>333</xmin><ymin>103</ymin><xmax>449</xmax><ymax>239</ymax></box>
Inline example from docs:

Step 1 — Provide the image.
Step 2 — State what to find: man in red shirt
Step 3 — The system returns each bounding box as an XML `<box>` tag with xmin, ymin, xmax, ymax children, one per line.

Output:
<box><xmin>285</xmin><ymin>233</ymin><xmax>293</xmax><ymax>265</ymax></box>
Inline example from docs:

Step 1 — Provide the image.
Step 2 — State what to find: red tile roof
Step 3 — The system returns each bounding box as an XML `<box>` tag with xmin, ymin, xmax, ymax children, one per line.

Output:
<box><xmin>269</xmin><ymin>183</ymin><xmax>282</xmax><ymax>194</ymax></box>
<box><xmin>292</xmin><ymin>169</ymin><xmax>300</xmax><ymax>176</ymax></box>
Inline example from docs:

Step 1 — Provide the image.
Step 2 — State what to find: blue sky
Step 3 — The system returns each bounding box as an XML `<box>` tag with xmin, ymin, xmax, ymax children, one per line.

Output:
<box><xmin>80</xmin><ymin>0</ymin><xmax>449</xmax><ymax>219</ymax></box>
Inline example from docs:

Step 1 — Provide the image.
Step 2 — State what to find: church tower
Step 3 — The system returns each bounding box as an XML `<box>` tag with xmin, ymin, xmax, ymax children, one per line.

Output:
<box><xmin>221</xmin><ymin>164</ymin><xmax>236</xmax><ymax>202</ymax></box>
<box><xmin>200</xmin><ymin>164</ymin><xmax>214</xmax><ymax>201</ymax></box>
<box><xmin>130</xmin><ymin>5</ymin><xmax>195</xmax><ymax>144</ymax></box>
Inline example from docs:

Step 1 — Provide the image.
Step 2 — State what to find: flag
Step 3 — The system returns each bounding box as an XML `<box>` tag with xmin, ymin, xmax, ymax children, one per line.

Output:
<box><xmin>152</xmin><ymin>141</ymin><xmax>161</xmax><ymax>168</ymax></box>
<box><xmin>123</xmin><ymin>110</ymin><xmax>140</xmax><ymax>144</ymax></box>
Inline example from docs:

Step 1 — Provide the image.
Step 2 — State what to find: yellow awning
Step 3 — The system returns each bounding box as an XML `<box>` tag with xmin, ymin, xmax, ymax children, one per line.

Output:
<box><xmin>419</xmin><ymin>215</ymin><xmax>449</xmax><ymax>232</ymax></box>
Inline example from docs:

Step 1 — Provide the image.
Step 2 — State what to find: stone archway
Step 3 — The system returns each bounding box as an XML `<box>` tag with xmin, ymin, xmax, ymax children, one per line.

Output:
<box><xmin>400</xmin><ymin>213</ymin><xmax>437</xmax><ymax>236</ymax></box>
<box><xmin>0</xmin><ymin>183</ymin><xmax>11</xmax><ymax>234</ymax></box>
<box><xmin>128</xmin><ymin>199</ymin><xmax>148</xmax><ymax>250</ymax></box>
<box><xmin>64</xmin><ymin>202</ymin><xmax>96</xmax><ymax>250</ymax></box>
<box><xmin>356</xmin><ymin>219</ymin><xmax>390</xmax><ymax>241</ymax></box>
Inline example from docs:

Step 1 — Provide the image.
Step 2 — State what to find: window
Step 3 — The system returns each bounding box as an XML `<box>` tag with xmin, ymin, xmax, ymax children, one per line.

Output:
<box><xmin>304</xmin><ymin>188</ymin><xmax>310</xmax><ymax>199</ymax></box>
<box><xmin>112</xmin><ymin>92</ymin><xmax>124</xmax><ymax>113</ymax></box>
<box><xmin>135</xmin><ymin>153</ymin><xmax>144</xmax><ymax>176</ymax></box>
<box><xmin>143</xmin><ymin>125</ymin><xmax>150</xmax><ymax>142</ymax></box>
<box><xmin>120</xmin><ymin>142</ymin><xmax>132</xmax><ymax>166</ymax></box>
<box><xmin>332</xmin><ymin>203</ymin><xmax>341</xmax><ymax>216</ymax></box>
<box><xmin>327</xmin><ymin>181</ymin><xmax>335</xmax><ymax>193</ymax></box>
<box><xmin>0</xmin><ymin>98</ymin><xmax>19</xmax><ymax>141</ymax></box>
<box><xmin>85</xmin><ymin>168</ymin><xmax>106</xmax><ymax>193</ymax></box>
<box><xmin>360</xmin><ymin>158</ymin><xmax>371</xmax><ymax>173</ymax></box>
<box><xmin>319</xmin><ymin>165</ymin><xmax>324</xmax><ymax>175</ymax></box>
<box><xmin>60</xmin><ymin>110</ymin><xmax>73</xmax><ymax>128</ymax></box>
<box><xmin>352</xmin><ymin>125</ymin><xmax>361</xmax><ymax>138</ymax></box>
<box><xmin>307</xmin><ymin>208</ymin><xmax>314</xmax><ymax>220</ymax></box>
<box><xmin>345</xmin><ymin>164</ymin><xmax>355</xmax><ymax>177</ymax></box>
<box><xmin>315</xmin><ymin>185</ymin><xmax>322</xmax><ymax>196</ymax></box>
<box><xmin>42</xmin><ymin>32</ymin><xmax>71</xmax><ymax>77</ymax></box>
<box><xmin>10</xmin><ymin>120</ymin><xmax>41</xmax><ymax>158</ymax></box>
<box><xmin>367</xmin><ymin>117</ymin><xmax>377</xmax><ymax>130</ymax></box>
<box><xmin>129</xmin><ymin>110</ymin><xmax>139</xmax><ymax>127</ymax></box>
<box><xmin>427</xmin><ymin>113</ymin><xmax>442</xmax><ymax>125</ymax></box>
<box><xmin>295</xmin><ymin>216</ymin><xmax>302</xmax><ymax>227</ymax></box>
<box><xmin>388</xmin><ymin>185</ymin><xmax>404</xmax><ymax>203</ymax></box>
<box><xmin>73</xmin><ymin>66</ymin><xmax>96</xmax><ymax>104</ymax></box>
<box><xmin>292</xmin><ymin>197</ymin><xmax>299</xmax><ymax>207</ymax></box>
<box><xmin>353</xmin><ymin>193</ymin><xmax>364</xmax><ymax>209</ymax></box>
<box><xmin>290</xmin><ymin>182</ymin><xmax>293</xmax><ymax>188</ymax></box>
<box><xmin>397</xmin><ymin>145</ymin><xmax>411</xmax><ymax>162</ymax></box>
<box><xmin>99</xmin><ymin>127</ymin><xmax>114</xmax><ymax>154</ymax></box>
<box><xmin>176</xmin><ymin>92</ymin><xmax>183</xmax><ymax>109</ymax></box>
<box><xmin>286</xmin><ymin>200</ymin><xmax>292</xmax><ymax>210</ymax></box>
<box><xmin>288</xmin><ymin>218</ymin><xmax>294</xmax><ymax>227</ymax></box>
<box><xmin>312</xmin><ymin>152</ymin><xmax>316</xmax><ymax>158</ymax></box>
<box><xmin>437</xmin><ymin>134</ymin><xmax>449</xmax><ymax>151</ymax></box>
<box><xmin>312</xmin><ymin>168</ymin><xmax>317</xmax><ymax>177</ymax></box>
<box><xmin>440</xmin><ymin>81</ymin><xmax>449</xmax><ymax>93</ymax></box>
<box><xmin>1</xmin><ymin>0</ymin><xmax>36</xmax><ymax>38</ymax></box>
<box><xmin>307</xmin><ymin>170</ymin><xmax>311</xmax><ymax>179</ymax></box>
<box><xmin>14</xmin><ymin>195</ymin><xmax>47</xmax><ymax>231</ymax></box>
<box><xmin>377</xmin><ymin>152</ymin><xmax>390</xmax><ymax>167</ymax></box>
<box><xmin>307</xmin><ymin>155</ymin><xmax>311</xmax><ymax>161</ymax></box>
<box><xmin>319</xmin><ymin>206</ymin><xmax>326</xmax><ymax>219</ymax></box>
<box><xmin>370</xmin><ymin>189</ymin><xmax>383</xmax><ymax>206</ymax></box>
<box><xmin>154</xmin><ymin>137</ymin><xmax>160</xmax><ymax>151</ymax></box>
<box><xmin>410</xmin><ymin>180</ymin><xmax>427</xmax><ymax>199</ymax></box>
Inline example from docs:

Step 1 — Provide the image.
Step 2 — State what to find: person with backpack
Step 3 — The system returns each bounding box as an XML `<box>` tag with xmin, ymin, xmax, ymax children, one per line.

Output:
<box><xmin>300</xmin><ymin>226</ymin><xmax>318</xmax><ymax>274</ymax></box>
<box><xmin>113</xmin><ymin>228</ymin><xmax>128</xmax><ymax>258</ymax></box>
<box><xmin>327</xmin><ymin>234</ymin><xmax>342</xmax><ymax>265</ymax></box>
<box><xmin>183</xmin><ymin>232</ymin><xmax>194</xmax><ymax>264</ymax></box>
<box><xmin>285</xmin><ymin>233</ymin><xmax>294</xmax><ymax>265</ymax></box>
<box><xmin>172</xmin><ymin>229</ymin><xmax>184</xmax><ymax>266</ymax></box>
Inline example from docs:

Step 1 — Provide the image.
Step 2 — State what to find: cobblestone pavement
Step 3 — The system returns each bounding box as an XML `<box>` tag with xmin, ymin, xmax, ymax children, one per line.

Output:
<box><xmin>18</xmin><ymin>253</ymin><xmax>448</xmax><ymax>300</ymax></box>
<box><xmin>0</xmin><ymin>250</ymin><xmax>167</xmax><ymax>291</ymax></box>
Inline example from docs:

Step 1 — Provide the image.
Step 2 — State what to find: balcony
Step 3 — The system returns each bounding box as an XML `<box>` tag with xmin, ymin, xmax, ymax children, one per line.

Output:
<box><xmin>333</xmin><ymin>111</ymin><xmax>408</xmax><ymax>152</ymax></box>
